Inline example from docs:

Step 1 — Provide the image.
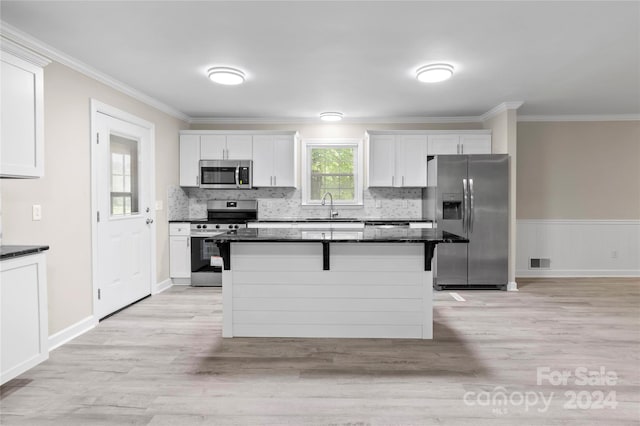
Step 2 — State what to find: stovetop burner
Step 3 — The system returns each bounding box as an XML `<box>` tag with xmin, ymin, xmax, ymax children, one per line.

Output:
<box><xmin>190</xmin><ymin>200</ymin><xmax>258</xmax><ymax>236</ymax></box>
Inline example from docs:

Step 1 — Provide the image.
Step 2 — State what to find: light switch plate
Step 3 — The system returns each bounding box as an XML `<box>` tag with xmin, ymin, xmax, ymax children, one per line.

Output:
<box><xmin>155</xmin><ymin>200</ymin><xmax>163</xmax><ymax>211</ymax></box>
<box><xmin>32</xmin><ymin>204</ymin><xmax>42</xmax><ymax>221</ymax></box>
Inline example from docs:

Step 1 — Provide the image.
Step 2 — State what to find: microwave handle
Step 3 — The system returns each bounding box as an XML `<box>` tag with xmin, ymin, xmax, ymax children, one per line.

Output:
<box><xmin>235</xmin><ymin>165</ymin><xmax>240</xmax><ymax>187</ymax></box>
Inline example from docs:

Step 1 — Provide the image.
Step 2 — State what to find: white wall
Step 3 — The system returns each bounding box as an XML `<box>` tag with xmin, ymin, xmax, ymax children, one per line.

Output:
<box><xmin>1</xmin><ymin>61</ymin><xmax>188</xmax><ymax>335</ymax></box>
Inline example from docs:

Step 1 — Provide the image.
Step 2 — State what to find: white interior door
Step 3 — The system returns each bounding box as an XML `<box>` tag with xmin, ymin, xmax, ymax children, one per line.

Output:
<box><xmin>94</xmin><ymin>109</ymin><xmax>154</xmax><ymax>319</ymax></box>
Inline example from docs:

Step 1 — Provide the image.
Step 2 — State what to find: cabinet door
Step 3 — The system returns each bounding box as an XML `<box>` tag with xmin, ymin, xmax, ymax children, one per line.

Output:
<box><xmin>179</xmin><ymin>135</ymin><xmax>200</xmax><ymax>187</ymax></box>
<box><xmin>428</xmin><ymin>135</ymin><xmax>459</xmax><ymax>155</ymax></box>
<box><xmin>397</xmin><ymin>135</ymin><xmax>427</xmax><ymax>187</ymax></box>
<box><xmin>0</xmin><ymin>54</ymin><xmax>44</xmax><ymax>178</ymax></box>
<box><xmin>460</xmin><ymin>134</ymin><xmax>492</xmax><ymax>154</ymax></box>
<box><xmin>200</xmin><ymin>135</ymin><xmax>226</xmax><ymax>159</ymax></box>
<box><xmin>226</xmin><ymin>135</ymin><xmax>253</xmax><ymax>159</ymax></box>
<box><xmin>273</xmin><ymin>135</ymin><xmax>295</xmax><ymax>187</ymax></box>
<box><xmin>169</xmin><ymin>236</ymin><xmax>191</xmax><ymax>278</ymax></box>
<box><xmin>252</xmin><ymin>135</ymin><xmax>274</xmax><ymax>187</ymax></box>
<box><xmin>368</xmin><ymin>135</ymin><xmax>396</xmax><ymax>187</ymax></box>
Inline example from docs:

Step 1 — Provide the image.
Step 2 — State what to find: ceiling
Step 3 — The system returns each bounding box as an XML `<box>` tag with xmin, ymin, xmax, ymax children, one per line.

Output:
<box><xmin>1</xmin><ymin>1</ymin><xmax>639</xmax><ymax>122</ymax></box>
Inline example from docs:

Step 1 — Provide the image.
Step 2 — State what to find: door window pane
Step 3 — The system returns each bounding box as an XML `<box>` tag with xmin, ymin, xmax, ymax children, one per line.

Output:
<box><xmin>110</xmin><ymin>134</ymin><xmax>139</xmax><ymax>216</ymax></box>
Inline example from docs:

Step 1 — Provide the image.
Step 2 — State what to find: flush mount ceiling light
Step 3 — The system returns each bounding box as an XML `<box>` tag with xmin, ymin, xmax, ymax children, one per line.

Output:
<box><xmin>319</xmin><ymin>112</ymin><xmax>343</xmax><ymax>122</ymax></box>
<box><xmin>416</xmin><ymin>63</ymin><xmax>454</xmax><ymax>83</ymax></box>
<box><xmin>207</xmin><ymin>67</ymin><xmax>246</xmax><ymax>85</ymax></box>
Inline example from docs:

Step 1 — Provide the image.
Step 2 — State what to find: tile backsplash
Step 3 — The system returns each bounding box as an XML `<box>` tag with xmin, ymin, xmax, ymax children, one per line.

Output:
<box><xmin>167</xmin><ymin>185</ymin><xmax>422</xmax><ymax>220</ymax></box>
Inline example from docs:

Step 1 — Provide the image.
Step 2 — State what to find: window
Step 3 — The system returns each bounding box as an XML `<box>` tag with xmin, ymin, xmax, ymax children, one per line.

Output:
<box><xmin>110</xmin><ymin>134</ymin><xmax>139</xmax><ymax>216</ymax></box>
<box><xmin>302</xmin><ymin>139</ymin><xmax>363</xmax><ymax>205</ymax></box>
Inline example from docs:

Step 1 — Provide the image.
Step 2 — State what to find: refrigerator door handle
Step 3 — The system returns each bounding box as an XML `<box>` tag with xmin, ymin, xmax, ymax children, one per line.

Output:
<box><xmin>462</xmin><ymin>178</ymin><xmax>468</xmax><ymax>233</ymax></box>
<box><xmin>469</xmin><ymin>179</ymin><xmax>475</xmax><ymax>232</ymax></box>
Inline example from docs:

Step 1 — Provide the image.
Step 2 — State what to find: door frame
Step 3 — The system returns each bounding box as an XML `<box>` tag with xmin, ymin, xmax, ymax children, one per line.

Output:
<box><xmin>90</xmin><ymin>99</ymin><xmax>156</xmax><ymax>318</ymax></box>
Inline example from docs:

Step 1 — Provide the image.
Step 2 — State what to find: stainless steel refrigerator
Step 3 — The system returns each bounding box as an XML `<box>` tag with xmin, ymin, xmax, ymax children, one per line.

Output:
<box><xmin>422</xmin><ymin>154</ymin><xmax>508</xmax><ymax>290</ymax></box>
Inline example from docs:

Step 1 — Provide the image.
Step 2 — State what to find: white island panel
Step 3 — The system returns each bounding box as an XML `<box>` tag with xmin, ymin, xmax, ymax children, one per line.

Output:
<box><xmin>223</xmin><ymin>242</ymin><xmax>432</xmax><ymax>339</ymax></box>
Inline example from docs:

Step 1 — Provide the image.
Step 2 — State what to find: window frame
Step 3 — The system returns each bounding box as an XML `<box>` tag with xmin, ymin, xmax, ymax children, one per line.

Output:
<box><xmin>301</xmin><ymin>138</ymin><xmax>364</xmax><ymax>206</ymax></box>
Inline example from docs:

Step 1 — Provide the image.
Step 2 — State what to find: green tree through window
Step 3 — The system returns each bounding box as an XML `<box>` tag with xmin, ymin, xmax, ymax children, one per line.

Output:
<box><xmin>310</xmin><ymin>147</ymin><xmax>355</xmax><ymax>201</ymax></box>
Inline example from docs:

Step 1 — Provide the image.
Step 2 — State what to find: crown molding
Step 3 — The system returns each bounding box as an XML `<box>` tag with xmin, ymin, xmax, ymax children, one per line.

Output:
<box><xmin>518</xmin><ymin>114</ymin><xmax>640</xmax><ymax>122</ymax></box>
<box><xmin>190</xmin><ymin>115</ymin><xmax>483</xmax><ymax>125</ymax></box>
<box><xmin>480</xmin><ymin>101</ymin><xmax>524</xmax><ymax>122</ymax></box>
<box><xmin>0</xmin><ymin>21</ymin><xmax>190</xmax><ymax>123</ymax></box>
<box><xmin>0</xmin><ymin>36</ymin><xmax>51</xmax><ymax>67</ymax></box>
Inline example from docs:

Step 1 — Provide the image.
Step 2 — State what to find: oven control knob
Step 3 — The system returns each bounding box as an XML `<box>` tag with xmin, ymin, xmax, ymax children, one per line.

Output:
<box><xmin>215</xmin><ymin>224</ymin><xmax>220</xmax><ymax>229</ymax></box>
<box><xmin>234</xmin><ymin>225</ymin><xmax>239</xmax><ymax>229</ymax></box>
<box><xmin>228</xmin><ymin>225</ymin><xmax>233</xmax><ymax>229</ymax></box>
<box><xmin>197</xmin><ymin>225</ymin><xmax>202</xmax><ymax>229</ymax></box>
<box><xmin>202</xmin><ymin>225</ymin><xmax>207</xmax><ymax>229</ymax></box>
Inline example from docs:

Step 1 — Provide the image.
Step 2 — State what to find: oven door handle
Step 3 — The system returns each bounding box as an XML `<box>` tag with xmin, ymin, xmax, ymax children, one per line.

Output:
<box><xmin>235</xmin><ymin>165</ymin><xmax>240</xmax><ymax>187</ymax></box>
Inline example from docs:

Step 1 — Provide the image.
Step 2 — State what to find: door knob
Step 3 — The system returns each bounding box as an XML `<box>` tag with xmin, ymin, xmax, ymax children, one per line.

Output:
<box><xmin>146</xmin><ymin>218</ymin><xmax>154</xmax><ymax>224</ymax></box>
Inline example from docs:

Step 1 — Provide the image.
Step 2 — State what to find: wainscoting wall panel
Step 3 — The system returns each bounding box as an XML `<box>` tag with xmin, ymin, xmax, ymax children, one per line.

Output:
<box><xmin>516</xmin><ymin>220</ymin><xmax>640</xmax><ymax>277</ymax></box>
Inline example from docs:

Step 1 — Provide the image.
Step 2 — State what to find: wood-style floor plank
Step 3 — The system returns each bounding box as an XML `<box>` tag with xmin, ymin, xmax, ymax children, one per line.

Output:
<box><xmin>1</xmin><ymin>278</ymin><xmax>638</xmax><ymax>425</ymax></box>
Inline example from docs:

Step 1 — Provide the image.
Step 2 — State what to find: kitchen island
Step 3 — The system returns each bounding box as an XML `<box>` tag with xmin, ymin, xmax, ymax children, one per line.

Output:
<box><xmin>213</xmin><ymin>228</ymin><xmax>466</xmax><ymax>339</ymax></box>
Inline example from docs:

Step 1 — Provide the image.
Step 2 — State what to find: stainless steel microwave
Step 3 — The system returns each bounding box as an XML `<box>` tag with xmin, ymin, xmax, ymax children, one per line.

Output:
<box><xmin>199</xmin><ymin>160</ymin><xmax>253</xmax><ymax>189</ymax></box>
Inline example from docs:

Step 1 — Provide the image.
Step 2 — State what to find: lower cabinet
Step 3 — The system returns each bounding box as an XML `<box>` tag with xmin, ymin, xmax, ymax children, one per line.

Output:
<box><xmin>1</xmin><ymin>253</ymin><xmax>48</xmax><ymax>385</ymax></box>
<box><xmin>169</xmin><ymin>223</ymin><xmax>191</xmax><ymax>281</ymax></box>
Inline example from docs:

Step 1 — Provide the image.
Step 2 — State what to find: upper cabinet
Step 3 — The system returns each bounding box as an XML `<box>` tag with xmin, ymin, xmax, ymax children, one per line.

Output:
<box><xmin>367</xmin><ymin>130</ymin><xmax>491</xmax><ymax>187</ymax></box>
<box><xmin>368</xmin><ymin>134</ymin><xmax>427</xmax><ymax>187</ymax></box>
<box><xmin>0</xmin><ymin>42</ymin><xmax>50</xmax><ymax>178</ymax></box>
<box><xmin>179</xmin><ymin>134</ymin><xmax>200</xmax><ymax>187</ymax></box>
<box><xmin>428</xmin><ymin>133</ymin><xmax>492</xmax><ymax>155</ymax></box>
<box><xmin>200</xmin><ymin>134</ymin><xmax>252</xmax><ymax>160</ymax></box>
<box><xmin>179</xmin><ymin>131</ymin><xmax>298</xmax><ymax>188</ymax></box>
<box><xmin>252</xmin><ymin>133</ymin><xmax>297</xmax><ymax>188</ymax></box>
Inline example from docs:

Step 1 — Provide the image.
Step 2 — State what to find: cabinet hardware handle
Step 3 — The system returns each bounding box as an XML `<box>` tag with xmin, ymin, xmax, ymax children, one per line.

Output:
<box><xmin>402</xmin><ymin>176</ymin><xmax>405</xmax><ymax>186</ymax></box>
<box><xmin>274</xmin><ymin>176</ymin><xmax>276</xmax><ymax>186</ymax></box>
<box><xmin>196</xmin><ymin>175</ymin><xmax>199</xmax><ymax>186</ymax></box>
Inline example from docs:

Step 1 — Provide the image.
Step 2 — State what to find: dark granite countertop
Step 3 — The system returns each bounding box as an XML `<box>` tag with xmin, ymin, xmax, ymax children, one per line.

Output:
<box><xmin>170</xmin><ymin>218</ymin><xmax>432</xmax><ymax>224</ymax></box>
<box><xmin>251</xmin><ymin>218</ymin><xmax>432</xmax><ymax>223</ymax></box>
<box><xmin>211</xmin><ymin>228</ymin><xmax>466</xmax><ymax>244</ymax></box>
<box><xmin>1</xmin><ymin>245</ymin><xmax>50</xmax><ymax>260</ymax></box>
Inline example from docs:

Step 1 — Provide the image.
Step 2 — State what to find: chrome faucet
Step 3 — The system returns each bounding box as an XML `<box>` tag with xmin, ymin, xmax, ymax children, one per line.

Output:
<box><xmin>320</xmin><ymin>192</ymin><xmax>339</xmax><ymax>219</ymax></box>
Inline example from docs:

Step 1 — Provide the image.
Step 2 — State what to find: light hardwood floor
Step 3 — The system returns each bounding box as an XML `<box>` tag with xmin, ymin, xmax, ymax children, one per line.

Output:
<box><xmin>1</xmin><ymin>278</ymin><xmax>639</xmax><ymax>425</ymax></box>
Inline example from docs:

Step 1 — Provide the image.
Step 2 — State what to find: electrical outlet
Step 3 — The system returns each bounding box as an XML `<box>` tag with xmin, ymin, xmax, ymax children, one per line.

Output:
<box><xmin>375</xmin><ymin>200</ymin><xmax>382</xmax><ymax>208</ymax></box>
<box><xmin>611</xmin><ymin>250</ymin><xmax>618</xmax><ymax>259</ymax></box>
<box><xmin>402</xmin><ymin>200</ymin><xmax>408</xmax><ymax>208</ymax></box>
<box><xmin>32</xmin><ymin>204</ymin><xmax>42</xmax><ymax>221</ymax></box>
<box><xmin>155</xmin><ymin>200</ymin><xmax>163</xmax><ymax>211</ymax></box>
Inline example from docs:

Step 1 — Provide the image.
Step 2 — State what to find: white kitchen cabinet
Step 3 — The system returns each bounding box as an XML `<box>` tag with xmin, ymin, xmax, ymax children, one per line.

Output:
<box><xmin>0</xmin><ymin>46</ymin><xmax>49</xmax><ymax>178</ymax></box>
<box><xmin>427</xmin><ymin>134</ymin><xmax>460</xmax><ymax>155</ymax></box>
<box><xmin>368</xmin><ymin>134</ymin><xmax>396</xmax><ymax>187</ymax></box>
<box><xmin>427</xmin><ymin>134</ymin><xmax>492</xmax><ymax>155</ymax></box>
<box><xmin>201</xmin><ymin>134</ymin><xmax>252</xmax><ymax>160</ymax></box>
<box><xmin>368</xmin><ymin>134</ymin><xmax>427</xmax><ymax>187</ymax></box>
<box><xmin>179</xmin><ymin>135</ymin><xmax>200</xmax><ymax>187</ymax></box>
<box><xmin>459</xmin><ymin>134</ymin><xmax>492</xmax><ymax>154</ymax></box>
<box><xmin>396</xmin><ymin>134</ymin><xmax>428</xmax><ymax>187</ymax></box>
<box><xmin>1</xmin><ymin>252</ymin><xmax>48</xmax><ymax>385</ymax></box>
<box><xmin>169</xmin><ymin>223</ymin><xmax>191</xmax><ymax>281</ymax></box>
<box><xmin>252</xmin><ymin>134</ymin><xmax>297</xmax><ymax>187</ymax></box>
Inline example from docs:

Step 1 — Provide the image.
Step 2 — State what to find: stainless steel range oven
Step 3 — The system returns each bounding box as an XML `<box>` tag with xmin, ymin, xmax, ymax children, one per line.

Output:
<box><xmin>190</xmin><ymin>200</ymin><xmax>258</xmax><ymax>286</ymax></box>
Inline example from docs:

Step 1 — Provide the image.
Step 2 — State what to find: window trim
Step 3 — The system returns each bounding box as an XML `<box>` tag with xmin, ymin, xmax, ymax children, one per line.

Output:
<box><xmin>301</xmin><ymin>138</ymin><xmax>364</xmax><ymax>206</ymax></box>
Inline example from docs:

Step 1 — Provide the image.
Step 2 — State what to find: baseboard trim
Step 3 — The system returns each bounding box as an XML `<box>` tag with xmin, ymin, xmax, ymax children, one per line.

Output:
<box><xmin>48</xmin><ymin>315</ymin><xmax>96</xmax><ymax>352</ymax></box>
<box><xmin>171</xmin><ymin>277</ymin><xmax>191</xmax><ymax>285</ymax></box>
<box><xmin>517</xmin><ymin>269</ymin><xmax>640</xmax><ymax>278</ymax></box>
<box><xmin>153</xmin><ymin>278</ymin><xmax>172</xmax><ymax>294</ymax></box>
